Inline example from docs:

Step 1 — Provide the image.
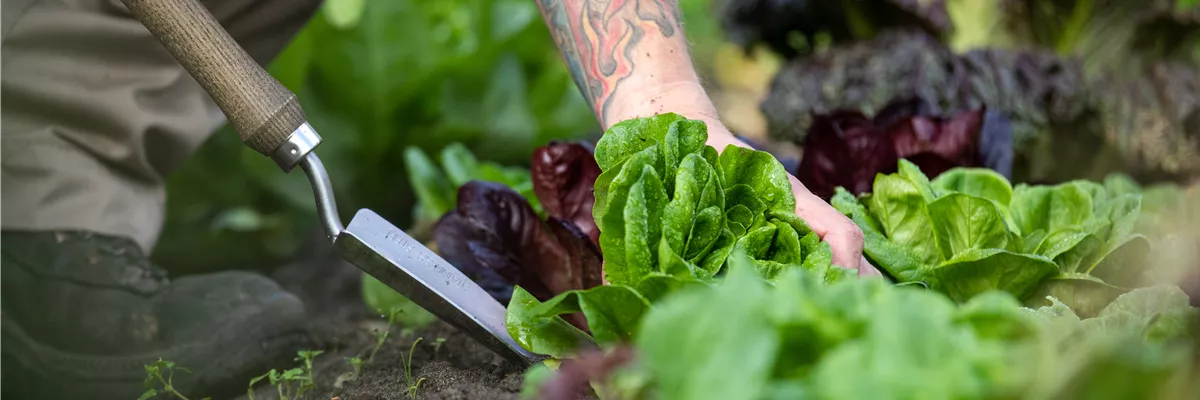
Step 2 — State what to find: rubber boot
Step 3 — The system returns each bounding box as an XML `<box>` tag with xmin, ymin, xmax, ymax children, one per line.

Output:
<box><xmin>1</xmin><ymin>230</ymin><xmax>312</xmax><ymax>400</ymax></box>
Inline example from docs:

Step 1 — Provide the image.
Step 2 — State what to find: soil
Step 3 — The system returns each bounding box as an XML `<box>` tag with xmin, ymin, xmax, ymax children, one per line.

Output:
<box><xmin>235</xmin><ymin>234</ymin><xmax>526</xmax><ymax>400</ymax></box>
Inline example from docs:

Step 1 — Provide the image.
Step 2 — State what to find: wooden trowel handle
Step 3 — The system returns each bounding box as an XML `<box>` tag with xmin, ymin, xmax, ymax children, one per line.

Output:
<box><xmin>121</xmin><ymin>0</ymin><xmax>305</xmax><ymax>156</ymax></box>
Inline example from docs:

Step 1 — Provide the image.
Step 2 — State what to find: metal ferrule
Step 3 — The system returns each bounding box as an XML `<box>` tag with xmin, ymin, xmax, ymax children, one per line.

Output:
<box><xmin>271</xmin><ymin>122</ymin><xmax>322</xmax><ymax>171</ymax></box>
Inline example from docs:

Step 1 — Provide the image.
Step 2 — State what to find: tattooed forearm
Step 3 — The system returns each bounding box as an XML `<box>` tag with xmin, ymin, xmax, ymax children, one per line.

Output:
<box><xmin>536</xmin><ymin>0</ymin><xmax>683</xmax><ymax>124</ymax></box>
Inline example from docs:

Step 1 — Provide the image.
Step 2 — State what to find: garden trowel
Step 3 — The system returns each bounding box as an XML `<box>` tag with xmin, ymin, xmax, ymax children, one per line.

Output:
<box><xmin>119</xmin><ymin>0</ymin><xmax>545</xmax><ymax>366</ymax></box>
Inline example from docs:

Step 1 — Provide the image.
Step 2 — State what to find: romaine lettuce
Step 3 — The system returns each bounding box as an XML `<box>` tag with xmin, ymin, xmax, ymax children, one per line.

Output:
<box><xmin>834</xmin><ymin>159</ymin><xmax>1151</xmax><ymax>314</ymax></box>
<box><xmin>536</xmin><ymin>249</ymin><xmax>1198</xmax><ymax>399</ymax></box>
<box><xmin>505</xmin><ymin>114</ymin><xmax>845</xmax><ymax>357</ymax></box>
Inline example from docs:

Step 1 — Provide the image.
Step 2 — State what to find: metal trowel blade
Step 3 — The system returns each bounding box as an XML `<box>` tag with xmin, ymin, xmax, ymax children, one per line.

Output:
<box><xmin>331</xmin><ymin>208</ymin><xmax>545</xmax><ymax>366</ymax></box>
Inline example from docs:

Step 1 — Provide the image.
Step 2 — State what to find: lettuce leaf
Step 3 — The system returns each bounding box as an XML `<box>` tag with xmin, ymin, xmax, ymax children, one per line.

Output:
<box><xmin>620</xmin><ymin>249</ymin><xmax>1042</xmax><ymax>400</ymax></box>
<box><xmin>528</xmin><ymin>250</ymin><xmax>1198</xmax><ymax>400</ymax></box>
<box><xmin>832</xmin><ymin>187</ymin><xmax>926</xmax><ymax>281</ymax></box>
<box><xmin>636</xmin><ymin>253</ymin><xmax>778</xmax><ymax>400</ymax></box>
<box><xmin>1084</xmin><ymin>285</ymin><xmax>1198</xmax><ymax>342</ymax></box>
<box><xmin>793</xmin><ymin>111</ymin><xmax>899</xmax><ymax>199</ymax></box>
<box><xmin>840</xmin><ymin>159</ymin><xmax>1152</xmax><ymax>309</ymax></box>
<box><xmin>925</xmin><ymin>248</ymin><xmax>1059</xmax><ymax>303</ymax></box>
<box><xmin>433</xmin><ymin>181</ymin><xmax>603</xmax><ymax>308</ymax></box>
<box><xmin>532</xmin><ymin>141</ymin><xmax>601</xmax><ymax>246</ymax></box>
<box><xmin>1026</xmin><ymin>275</ymin><xmax>1129</xmax><ymax>318</ymax></box>
<box><xmin>866</xmin><ymin>168</ymin><xmax>941</xmax><ymax>265</ymax></box>
<box><xmin>432</xmin><ymin>140</ymin><xmax>610</xmax><ymax>336</ymax></box>
<box><xmin>792</xmin><ymin>97</ymin><xmax>1013</xmax><ymax>200</ymax></box>
<box><xmin>517</xmin><ymin>285</ymin><xmax>650</xmax><ymax>345</ymax></box>
<box><xmin>506</xmin><ymin>287</ymin><xmax>595</xmax><ymax>359</ymax></box>
<box><xmin>592</xmin><ymin>113</ymin><xmax>833</xmax><ymax>287</ymax></box>
<box><xmin>927</xmin><ymin>193</ymin><xmax>1012</xmax><ymax>259</ymax></box>
<box><xmin>405</xmin><ymin>143</ymin><xmax>538</xmax><ymax>221</ymax></box>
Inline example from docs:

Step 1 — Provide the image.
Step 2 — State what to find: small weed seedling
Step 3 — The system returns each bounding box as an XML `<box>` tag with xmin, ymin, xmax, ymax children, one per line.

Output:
<box><xmin>367</xmin><ymin>306</ymin><xmax>407</xmax><ymax>363</ymax></box>
<box><xmin>248</xmin><ymin>368</ymin><xmax>305</xmax><ymax>400</ymax></box>
<box><xmin>368</xmin><ymin>326</ymin><xmax>391</xmax><ymax>363</ymax></box>
<box><xmin>296</xmin><ymin>350</ymin><xmax>323</xmax><ymax>394</ymax></box>
<box><xmin>432</xmin><ymin>337</ymin><xmax>447</xmax><ymax>354</ymax></box>
<box><xmin>333</xmin><ymin>355</ymin><xmax>366</xmax><ymax>390</ymax></box>
<box><xmin>346</xmin><ymin>356</ymin><xmax>364</xmax><ymax>377</ymax></box>
<box><xmin>402</xmin><ymin>337</ymin><xmax>426</xmax><ymax>399</ymax></box>
<box><xmin>246</xmin><ymin>350</ymin><xmax>324</xmax><ymax>400</ymax></box>
<box><xmin>140</xmin><ymin>358</ymin><xmax>210</xmax><ymax>400</ymax></box>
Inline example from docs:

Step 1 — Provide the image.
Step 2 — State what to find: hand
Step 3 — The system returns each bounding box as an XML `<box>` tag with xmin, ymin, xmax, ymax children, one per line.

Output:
<box><xmin>606</xmin><ymin>84</ymin><xmax>881</xmax><ymax>277</ymax></box>
<box><xmin>704</xmin><ymin>121</ymin><xmax>883</xmax><ymax>278</ymax></box>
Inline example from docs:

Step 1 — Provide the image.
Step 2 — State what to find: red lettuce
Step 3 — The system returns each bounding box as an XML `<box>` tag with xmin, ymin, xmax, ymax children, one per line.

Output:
<box><xmin>434</xmin><ymin>180</ymin><xmax>602</xmax><ymax>299</ymax></box>
<box><xmin>433</xmin><ymin>141</ymin><xmax>604</xmax><ymax>330</ymax></box>
<box><xmin>794</xmin><ymin>111</ymin><xmax>900</xmax><ymax>199</ymax></box>
<box><xmin>794</xmin><ymin>97</ymin><xmax>1013</xmax><ymax>199</ymax></box>
<box><xmin>434</xmin><ymin>181</ymin><xmax>554</xmax><ymax>302</ymax></box>
<box><xmin>532</xmin><ymin>141</ymin><xmax>601</xmax><ymax>246</ymax></box>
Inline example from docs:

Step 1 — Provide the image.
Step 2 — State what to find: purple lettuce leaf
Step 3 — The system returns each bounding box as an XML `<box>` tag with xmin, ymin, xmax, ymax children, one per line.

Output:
<box><xmin>794</xmin><ymin>97</ymin><xmax>1013</xmax><ymax>199</ymax></box>
<box><xmin>434</xmin><ymin>181</ymin><xmax>554</xmax><ymax>302</ymax></box>
<box><xmin>888</xmin><ymin>106</ymin><xmax>983</xmax><ymax>177</ymax></box>
<box><xmin>532</xmin><ymin>141</ymin><xmax>602</xmax><ymax>247</ymax></box>
<box><xmin>794</xmin><ymin>111</ymin><xmax>899</xmax><ymax>200</ymax></box>
<box><xmin>433</xmin><ymin>181</ymin><xmax>602</xmax><ymax>330</ymax></box>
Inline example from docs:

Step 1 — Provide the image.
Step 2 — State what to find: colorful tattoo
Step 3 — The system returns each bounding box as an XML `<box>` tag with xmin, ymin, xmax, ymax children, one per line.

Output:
<box><xmin>536</xmin><ymin>0</ymin><xmax>682</xmax><ymax>123</ymax></box>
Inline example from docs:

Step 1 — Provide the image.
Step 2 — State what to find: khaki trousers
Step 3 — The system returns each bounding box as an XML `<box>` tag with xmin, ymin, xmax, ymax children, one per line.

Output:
<box><xmin>2</xmin><ymin>0</ymin><xmax>320</xmax><ymax>251</ymax></box>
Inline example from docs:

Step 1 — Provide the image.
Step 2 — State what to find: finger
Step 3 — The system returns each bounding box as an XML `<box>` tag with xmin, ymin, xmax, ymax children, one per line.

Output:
<box><xmin>821</xmin><ymin>225</ymin><xmax>866</xmax><ymax>272</ymax></box>
<box><xmin>788</xmin><ymin>176</ymin><xmax>865</xmax><ymax>270</ymax></box>
<box><xmin>857</xmin><ymin>255</ymin><xmax>883</xmax><ymax>278</ymax></box>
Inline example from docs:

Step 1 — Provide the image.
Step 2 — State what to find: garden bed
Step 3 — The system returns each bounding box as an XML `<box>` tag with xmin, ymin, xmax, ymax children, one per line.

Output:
<box><xmin>234</xmin><ymin>238</ymin><xmax>526</xmax><ymax>400</ymax></box>
<box><xmin>207</xmin><ymin>112</ymin><xmax>1198</xmax><ymax>400</ymax></box>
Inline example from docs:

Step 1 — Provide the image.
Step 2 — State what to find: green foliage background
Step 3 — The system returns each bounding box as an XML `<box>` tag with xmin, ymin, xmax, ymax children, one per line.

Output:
<box><xmin>150</xmin><ymin>0</ymin><xmax>723</xmax><ymax>274</ymax></box>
